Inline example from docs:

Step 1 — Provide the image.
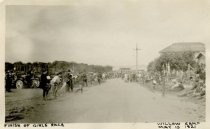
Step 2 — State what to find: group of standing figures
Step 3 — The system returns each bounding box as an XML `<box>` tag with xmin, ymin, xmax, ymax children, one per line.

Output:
<box><xmin>39</xmin><ymin>70</ymin><xmax>105</xmax><ymax>100</ymax></box>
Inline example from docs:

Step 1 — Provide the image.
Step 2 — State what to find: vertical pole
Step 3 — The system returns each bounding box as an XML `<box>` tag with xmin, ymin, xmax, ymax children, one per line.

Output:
<box><xmin>162</xmin><ymin>64</ymin><xmax>166</xmax><ymax>97</ymax></box>
<box><xmin>136</xmin><ymin>44</ymin><xmax>138</xmax><ymax>71</ymax></box>
<box><xmin>135</xmin><ymin>44</ymin><xmax>140</xmax><ymax>71</ymax></box>
<box><xmin>134</xmin><ymin>44</ymin><xmax>141</xmax><ymax>82</ymax></box>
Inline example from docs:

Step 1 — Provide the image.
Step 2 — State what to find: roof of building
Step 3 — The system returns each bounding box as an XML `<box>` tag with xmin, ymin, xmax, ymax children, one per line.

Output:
<box><xmin>195</xmin><ymin>52</ymin><xmax>205</xmax><ymax>59</ymax></box>
<box><xmin>160</xmin><ymin>42</ymin><xmax>205</xmax><ymax>53</ymax></box>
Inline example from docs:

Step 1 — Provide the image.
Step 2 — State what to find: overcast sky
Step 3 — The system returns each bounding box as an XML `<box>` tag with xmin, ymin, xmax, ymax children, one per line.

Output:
<box><xmin>5</xmin><ymin>0</ymin><xmax>210</xmax><ymax>68</ymax></box>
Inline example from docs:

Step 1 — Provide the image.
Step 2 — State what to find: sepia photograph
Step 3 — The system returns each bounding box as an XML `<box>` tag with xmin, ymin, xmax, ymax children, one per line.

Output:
<box><xmin>1</xmin><ymin>0</ymin><xmax>209</xmax><ymax>127</ymax></box>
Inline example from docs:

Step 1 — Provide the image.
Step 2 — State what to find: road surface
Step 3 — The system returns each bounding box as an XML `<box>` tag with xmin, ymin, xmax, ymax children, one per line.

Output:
<box><xmin>11</xmin><ymin>78</ymin><xmax>204</xmax><ymax>123</ymax></box>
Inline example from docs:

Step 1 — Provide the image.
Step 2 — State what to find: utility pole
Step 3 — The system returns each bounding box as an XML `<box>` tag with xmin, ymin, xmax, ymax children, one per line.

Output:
<box><xmin>134</xmin><ymin>43</ymin><xmax>141</xmax><ymax>71</ymax></box>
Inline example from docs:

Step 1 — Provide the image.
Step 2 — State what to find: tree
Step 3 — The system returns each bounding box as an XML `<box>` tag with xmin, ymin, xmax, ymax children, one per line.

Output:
<box><xmin>147</xmin><ymin>51</ymin><xmax>196</xmax><ymax>72</ymax></box>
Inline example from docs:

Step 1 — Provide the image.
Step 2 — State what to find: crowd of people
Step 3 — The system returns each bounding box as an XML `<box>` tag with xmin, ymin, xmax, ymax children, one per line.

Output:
<box><xmin>5</xmin><ymin>68</ymin><xmax>111</xmax><ymax>100</ymax></box>
<box><xmin>120</xmin><ymin>68</ymin><xmax>206</xmax><ymax>97</ymax></box>
<box><xmin>40</xmin><ymin>70</ymin><xmax>112</xmax><ymax>100</ymax></box>
<box><xmin>122</xmin><ymin>72</ymin><xmax>151</xmax><ymax>83</ymax></box>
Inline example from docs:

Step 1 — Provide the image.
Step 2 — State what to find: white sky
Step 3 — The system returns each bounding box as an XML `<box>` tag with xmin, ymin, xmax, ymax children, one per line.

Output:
<box><xmin>5</xmin><ymin>0</ymin><xmax>210</xmax><ymax>68</ymax></box>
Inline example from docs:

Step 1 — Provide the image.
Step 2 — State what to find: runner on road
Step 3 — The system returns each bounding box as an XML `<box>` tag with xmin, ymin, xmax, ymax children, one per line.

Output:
<box><xmin>40</xmin><ymin>70</ymin><xmax>51</xmax><ymax>100</ymax></box>
<box><xmin>97</xmin><ymin>73</ymin><xmax>102</xmax><ymax>85</ymax></box>
<box><xmin>66</xmin><ymin>70</ymin><xmax>74</xmax><ymax>92</ymax></box>
<box><xmin>51</xmin><ymin>72</ymin><xmax>62</xmax><ymax>98</ymax></box>
<box><xmin>82</xmin><ymin>73</ymin><xmax>88</xmax><ymax>87</ymax></box>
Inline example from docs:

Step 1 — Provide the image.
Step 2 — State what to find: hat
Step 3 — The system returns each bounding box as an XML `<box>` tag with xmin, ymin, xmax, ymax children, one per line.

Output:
<box><xmin>47</xmin><ymin>76</ymin><xmax>51</xmax><ymax>80</ymax></box>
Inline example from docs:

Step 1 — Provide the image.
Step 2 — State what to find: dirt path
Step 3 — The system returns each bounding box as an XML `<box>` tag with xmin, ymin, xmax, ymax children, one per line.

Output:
<box><xmin>7</xmin><ymin>79</ymin><xmax>205</xmax><ymax>123</ymax></box>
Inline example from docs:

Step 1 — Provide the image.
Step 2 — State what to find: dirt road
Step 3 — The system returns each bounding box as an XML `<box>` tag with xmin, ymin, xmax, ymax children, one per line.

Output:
<box><xmin>7</xmin><ymin>79</ymin><xmax>205</xmax><ymax>123</ymax></box>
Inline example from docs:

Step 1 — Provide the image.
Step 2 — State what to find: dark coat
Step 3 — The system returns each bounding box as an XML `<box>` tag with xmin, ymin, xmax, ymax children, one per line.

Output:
<box><xmin>40</xmin><ymin>74</ymin><xmax>50</xmax><ymax>89</ymax></box>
